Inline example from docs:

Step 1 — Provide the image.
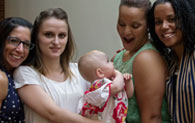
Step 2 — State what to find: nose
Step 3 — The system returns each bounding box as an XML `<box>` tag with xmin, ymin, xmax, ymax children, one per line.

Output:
<box><xmin>124</xmin><ymin>27</ymin><xmax>132</xmax><ymax>35</ymax></box>
<box><xmin>16</xmin><ymin>43</ymin><xmax>24</xmax><ymax>52</ymax></box>
<box><xmin>162</xmin><ymin>21</ymin><xmax>169</xmax><ymax>29</ymax></box>
<box><xmin>52</xmin><ymin>36</ymin><xmax>60</xmax><ymax>44</ymax></box>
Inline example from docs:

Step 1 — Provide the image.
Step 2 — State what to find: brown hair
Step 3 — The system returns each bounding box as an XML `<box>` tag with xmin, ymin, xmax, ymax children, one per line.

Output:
<box><xmin>120</xmin><ymin>0</ymin><xmax>151</xmax><ymax>17</ymax></box>
<box><xmin>29</xmin><ymin>8</ymin><xmax>76</xmax><ymax>79</ymax></box>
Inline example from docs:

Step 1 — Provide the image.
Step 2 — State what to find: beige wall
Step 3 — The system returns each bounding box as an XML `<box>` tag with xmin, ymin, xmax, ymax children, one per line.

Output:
<box><xmin>5</xmin><ymin>0</ymin><xmax>155</xmax><ymax>61</ymax></box>
<box><xmin>151</xmin><ymin>0</ymin><xmax>156</xmax><ymax>3</ymax></box>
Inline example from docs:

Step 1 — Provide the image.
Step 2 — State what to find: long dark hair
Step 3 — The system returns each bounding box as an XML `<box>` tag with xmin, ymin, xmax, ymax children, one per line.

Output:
<box><xmin>148</xmin><ymin>0</ymin><xmax>195</xmax><ymax>63</ymax></box>
<box><xmin>0</xmin><ymin>17</ymin><xmax>32</xmax><ymax>66</ymax></box>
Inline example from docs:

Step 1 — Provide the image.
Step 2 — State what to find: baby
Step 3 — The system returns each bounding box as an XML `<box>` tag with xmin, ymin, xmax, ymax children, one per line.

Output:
<box><xmin>77</xmin><ymin>50</ymin><xmax>134</xmax><ymax>123</ymax></box>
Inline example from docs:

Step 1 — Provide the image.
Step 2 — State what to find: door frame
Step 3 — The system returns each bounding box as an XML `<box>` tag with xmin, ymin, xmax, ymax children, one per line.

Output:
<box><xmin>0</xmin><ymin>0</ymin><xmax>4</xmax><ymax>21</ymax></box>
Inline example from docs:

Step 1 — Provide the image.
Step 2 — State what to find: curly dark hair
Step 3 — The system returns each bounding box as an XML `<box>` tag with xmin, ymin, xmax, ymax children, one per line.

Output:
<box><xmin>148</xmin><ymin>0</ymin><xmax>195</xmax><ymax>62</ymax></box>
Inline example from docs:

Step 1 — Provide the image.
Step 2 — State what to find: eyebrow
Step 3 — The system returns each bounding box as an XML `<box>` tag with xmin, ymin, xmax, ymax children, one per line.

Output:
<box><xmin>10</xmin><ymin>36</ymin><xmax>31</xmax><ymax>43</ymax></box>
<box><xmin>155</xmin><ymin>13</ymin><xmax>175</xmax><ymax>18</ymax></box>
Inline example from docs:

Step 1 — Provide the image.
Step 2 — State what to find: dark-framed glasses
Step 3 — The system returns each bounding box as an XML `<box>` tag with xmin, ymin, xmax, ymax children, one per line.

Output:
<box><xmin>7</xmin><ymin>36</ymin><xmax>34</xmax><ymax>50</ymax></box>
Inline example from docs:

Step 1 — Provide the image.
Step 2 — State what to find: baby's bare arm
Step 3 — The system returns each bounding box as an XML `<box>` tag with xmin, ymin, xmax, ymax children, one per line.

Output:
<box><xmin>110</xmin><ymin>70</ymin><xmax>124</xmax><ymax>95</ymax></box>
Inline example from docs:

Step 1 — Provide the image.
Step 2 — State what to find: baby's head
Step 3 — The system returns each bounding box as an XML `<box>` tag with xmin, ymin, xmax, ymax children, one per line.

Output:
<box><xmin>78</xmin><ymin>50</ymin><xmax>115</xmax><ymax>82</ymax></box>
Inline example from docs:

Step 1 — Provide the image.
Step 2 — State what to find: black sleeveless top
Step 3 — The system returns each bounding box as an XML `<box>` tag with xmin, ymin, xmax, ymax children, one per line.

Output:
<box><xmin>0</xmin><ymin>66</ymin><xmax>24</xmax><ymax>122</ymax></box>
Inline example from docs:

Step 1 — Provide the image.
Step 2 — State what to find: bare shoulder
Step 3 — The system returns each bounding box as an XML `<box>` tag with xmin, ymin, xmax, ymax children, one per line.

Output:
<box><xmin>0</xmin><ymin>70</ymin><xmax>8</xmax><ymax>85</ymax></box>
<box><xmin>134</xmin><ymin>50</ymin><xmax>165</xmax><ymax>66</ymax></box>
<box><xmin>0</xmin><ymin>70</ymin><xmax>8</xmax><ymax>101</ymax></box>
<box><xmin>133</xmin><ymin>49</ymin><xmax>168</xmax><ymax>84</ymax></box>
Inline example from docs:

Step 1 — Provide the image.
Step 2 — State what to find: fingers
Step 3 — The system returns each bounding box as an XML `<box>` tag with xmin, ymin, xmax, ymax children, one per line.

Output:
<box><xmin>123</xmin><ymin>73</ymin><xmax>133</xmax><ymax>81</ymax></box>
<box><xmin>116</xmin><ymin>48</ymin><xmax>124</xmax><ymax>53</ymax></box>
<box><xmin>110</xmin><ymin>54</ymin><xmax>116</xmax><ymax>62</ymax></box>
<box><xmin>111</xmin><ymin>48</ymin><xmax>124</xmax><ymax>62</ymax></box>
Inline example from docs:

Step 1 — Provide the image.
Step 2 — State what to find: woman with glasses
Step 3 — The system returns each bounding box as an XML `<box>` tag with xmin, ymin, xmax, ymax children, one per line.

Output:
<box><xmin>0</xmin><ymin>17</ymin><xmax>33</xmax><ymax>122</ymax></box>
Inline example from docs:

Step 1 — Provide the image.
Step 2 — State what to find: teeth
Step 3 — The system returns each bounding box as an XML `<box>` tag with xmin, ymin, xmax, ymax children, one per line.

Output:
<box><xmin>163</xmin><ymin>33</ymin><xmax>173</xmax><ymax>38</ymax></box>
<box><xmin>12</xmin><ymin>55</ymin><xmax>22</xmax><ymax>60</ymax></box>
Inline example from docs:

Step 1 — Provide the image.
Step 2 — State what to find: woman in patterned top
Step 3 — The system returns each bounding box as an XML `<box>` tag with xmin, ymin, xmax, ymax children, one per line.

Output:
<box><xmin>0</xmin><ymin>17</ymin><xmax>33</xmax><ymax>122</ymax></box>
<box><xmin>149</xmin><ymin>0</ymin><xmax>195</xmax><ymax>122</ymax></box>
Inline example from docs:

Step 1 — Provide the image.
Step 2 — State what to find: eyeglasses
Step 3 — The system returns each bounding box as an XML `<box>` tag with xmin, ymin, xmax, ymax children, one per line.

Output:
<box><xmin>7</xmin><ymin>36</ymin><xmax>34</xmax><ymax>50</ymax></box>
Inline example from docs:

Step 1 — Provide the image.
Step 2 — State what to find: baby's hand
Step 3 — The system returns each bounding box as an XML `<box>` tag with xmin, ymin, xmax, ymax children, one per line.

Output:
<box><xmin>123</xmin><ymin>73</ymin><xmax>134</xmax><ymax>98</ymax></box>
<box><xmin>123</xmin><ymin>73</ymin><xmax>132</xmax><ymax>83</ymax></box>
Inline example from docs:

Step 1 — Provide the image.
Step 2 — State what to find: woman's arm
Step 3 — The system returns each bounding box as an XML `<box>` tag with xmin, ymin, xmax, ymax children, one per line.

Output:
<box><xmin>133</xmin><ymin>50</ymin><xmax>168</xmax><ymax>123</ymax></box>
<box><xmin>0</xmin><ymin>71</ymin><xmax>8</xmax><ymax>108</ymax></box>
<box><xmin>18</xmin><ymin>85</ymin><xmax>104</xmax><ymax>123</ymax></box>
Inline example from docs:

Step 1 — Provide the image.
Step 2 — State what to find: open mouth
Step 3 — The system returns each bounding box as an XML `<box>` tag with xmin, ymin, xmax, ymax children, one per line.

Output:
<box><xmin>123</xmin><ymin>37</ymin><xmax>134</xmax><ymax>43</ymax></box>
